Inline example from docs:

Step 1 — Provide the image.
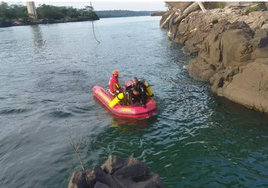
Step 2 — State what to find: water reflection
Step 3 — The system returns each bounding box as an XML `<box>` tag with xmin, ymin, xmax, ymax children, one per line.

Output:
<box><xmin>110</xmin><ymin>116</ymin><xmax>157</xmax><ymax>131</ymax></box>
<box><xmin>94</xmin><ymin>96</ymin><xmax>158</xmax><ymax>131</ymax></box>
<box><xmin>30</xmin><ymin>25</ymin><xmax>45</xmax><ymax>48</ymax></box>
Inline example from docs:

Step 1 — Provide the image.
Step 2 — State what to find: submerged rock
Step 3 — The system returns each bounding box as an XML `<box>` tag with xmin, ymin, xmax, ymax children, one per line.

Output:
<box><xmin>68</xmin><ymin>156</ymin><xmax>164</xmax><ymax>188</ymax></box>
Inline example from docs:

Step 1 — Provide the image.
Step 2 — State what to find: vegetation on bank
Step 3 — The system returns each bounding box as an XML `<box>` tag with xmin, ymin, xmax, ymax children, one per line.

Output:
<box><xmin>36</xmin><ymin>4</ymin><xmax>99</xmax><ymax>20</ymax></box>
<box><xmin>0</xmin><ymin>2</ymin><xmax>159</xmax><ymax>27</ymax></box>
<box><xmin>95</xmin><ymin>10</ymin><xmax>152</xmax><ymax>18</ymax></box>
<box><xmin>0</xmin><ymin>2</ymin><xmax>99</xmax><ymax>27</ymax></box>
<box><xmin>0</xmin><ymin>2</ymin><xmax>28</xmax><ymax>22</ymax></box>
<box><xmin>245</xmin><ymin>2</ymin><xmax>267</xmax><ymax>14</ymax></box>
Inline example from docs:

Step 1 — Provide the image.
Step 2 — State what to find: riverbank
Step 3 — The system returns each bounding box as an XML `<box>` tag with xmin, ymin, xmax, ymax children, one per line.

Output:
<box><xmin>0</xmin><ymin>2</ymin><xmax>100</xmax><ymax>28</ymax></box>
<box><xmin>0</xmin><ymin>17</ymin><xmax>99</xmax><ymax>28</ymax></box>
<box><xmin>161</xmin><ymin>3</ymin><xmax>268</xmax><ymax>114</ymax></box>
<box><xmin>2</xmin><ymin>16</ymin><xmax>268</xmax><ymax>188</ymax></box>
<box><xmin>0</xmin><ymin>2</ymin><xmax>160</xmax><ymax>28</ymax></box>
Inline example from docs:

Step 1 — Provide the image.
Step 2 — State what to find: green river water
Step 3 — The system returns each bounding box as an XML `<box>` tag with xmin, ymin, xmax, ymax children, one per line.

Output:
<box><xmin>0</xmin><ymin>16</ymin><xmax>268</xmax><ymax>188</ymax></box>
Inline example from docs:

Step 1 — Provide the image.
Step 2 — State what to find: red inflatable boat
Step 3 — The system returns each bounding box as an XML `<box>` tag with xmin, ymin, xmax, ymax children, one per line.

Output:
<box><xmin>92</xmin><ymin>81</ymin><xmax>157</xmax><ymax>119</ymax></box>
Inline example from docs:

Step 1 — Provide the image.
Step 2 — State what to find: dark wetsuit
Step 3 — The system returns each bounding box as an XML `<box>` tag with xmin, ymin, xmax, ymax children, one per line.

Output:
<box><xmin>129</xmin><ymin>81</ymin><xmax>148</xmax><ymax>106</ymax></box>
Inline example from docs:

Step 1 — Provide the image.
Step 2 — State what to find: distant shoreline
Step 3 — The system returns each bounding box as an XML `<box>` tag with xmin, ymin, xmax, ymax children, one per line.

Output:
<box><xmin>0</xmin><ymin>15</ymin><xmax>160</xmax><ymax>28</ymax></box>
<box><xmin>0</xmin><ymin>1</ymin><xmax>163</xmax><ymax>28</ymax></box>
<box><xmin>95</xmin><ymin>10</ymin><xmax>159</xmax><ymax>18</ymax></box>
<box><xmin>0</xmin><ymin>18</ymin><xmax>98</xmax><ymax>28</ymax></box>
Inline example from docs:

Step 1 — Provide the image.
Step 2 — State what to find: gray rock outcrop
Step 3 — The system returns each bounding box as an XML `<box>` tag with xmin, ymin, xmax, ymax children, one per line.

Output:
<box><xmin>68</xmin><ymin>156</ymin><xmax>164</xmax><ymax>188</ymax></box>
<box><xmin>161</xmin><ymin>5</ymin><xmax>268</xmax><ymax>114</ymax></box>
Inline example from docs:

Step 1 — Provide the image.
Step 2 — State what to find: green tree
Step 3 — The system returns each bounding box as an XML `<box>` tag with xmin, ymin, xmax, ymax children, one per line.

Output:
<box><xmin>1</xmin><ymin>1</ymin><xmax>99</xmax><ymax>27</ymax></box>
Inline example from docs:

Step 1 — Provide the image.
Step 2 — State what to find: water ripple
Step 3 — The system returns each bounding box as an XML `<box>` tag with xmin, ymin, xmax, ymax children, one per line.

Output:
<box><xmin>1</xmin><ymin>17</ymin><xmax>268</xmax><ymax>188</ymax></box>
<box><xmin>0</xmin><ymin>108</ymin><xmax>31</xmax><ymax>115</ymax></box>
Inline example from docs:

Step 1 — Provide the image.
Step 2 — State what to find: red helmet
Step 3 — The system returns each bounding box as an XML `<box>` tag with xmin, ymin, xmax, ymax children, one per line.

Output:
<box><xmin>112</xmin><ymin>70</ymin><xmax>119</xmax><ymax>76</ymax></box>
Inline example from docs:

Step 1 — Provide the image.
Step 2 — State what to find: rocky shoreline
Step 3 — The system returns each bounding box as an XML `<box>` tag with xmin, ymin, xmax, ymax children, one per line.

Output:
<box><xmin>161</xmin><ymin>3</ymin><xmax>268</xmax><ymax>114</ymax></box>
<box><xmin>68</xmin><ymin>156</ymin><xmax>164</xmax><ymax>188</ymax></box>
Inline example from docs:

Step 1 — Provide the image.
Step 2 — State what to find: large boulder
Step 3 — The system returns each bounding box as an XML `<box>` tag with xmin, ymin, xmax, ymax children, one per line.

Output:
<box><xmin>188</xmin><ymin>20</ymin><xmax>268</xmax><ymax>81</ymax></box>
<box><xmin>165</xmin><ymin>7</ymin><xmax>268</xmax><ymax>54</ymax></box>
<box><xmin>102</xmin><ymin>156</ymin><xmax>148</xmax><ymax>179</ymax></box>
<box><xmin>187</xmin><ymin>58</ymin><xmax>217</xmax><ymax>82</ymax></box>
<box><xmin>160</xmin><ymin>5</ymin><xmax>268</xmax><ymax>113</ymax></box>
<box><xmin>68</xmin><ymin>156</ymin><xmax>164</xmax><ymax>188</ymax></box>
<box><xmin>211</xmin><ymin>58</ymin><xmax>268</xmax><ymax>113</ymax></box>
<box><xmin>186</xmin><ymin>19</ymin><xmax>268</xmax><ymax>113</ymax></box>
<box><xmin>68</xmin><ymin>171</ymin><xmax>88</xmax><ymax>188</ymax></box>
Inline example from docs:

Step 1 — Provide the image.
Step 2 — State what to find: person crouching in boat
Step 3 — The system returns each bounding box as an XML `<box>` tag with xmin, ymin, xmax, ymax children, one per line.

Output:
<box><xmin>109</xmin><ymin>70</ymin><xmax>123</xmax><ymax>95</ymax></box>
<box><xmin>129</xmin><ymin>77</ymin><xmax>148</xmax><ymax>108</ymax></box>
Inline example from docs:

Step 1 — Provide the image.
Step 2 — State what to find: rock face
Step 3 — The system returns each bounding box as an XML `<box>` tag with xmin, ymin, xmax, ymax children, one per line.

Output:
<box><xmin>68</xmin><ymin>156</ymin><xmax>164</xmax><ymax>188</ymax></box>
<box><xmin>211</xmin><ymin>59</ymin><xmax>268</xmax><ymax>113</ymax></box>
<box><xmin>187</xmin><ymin>20</ymin><xmax>268</xmax><ymax>113</ymax></box>
<box><xmin>161</xmin><ymin>6</ymin><xmax>268</xmax><ymax>114</ymax></box>
<box><xmin>165</xmin><ymin>7</ymin><xmax>268</xmax><ymax>55</ymax></box>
